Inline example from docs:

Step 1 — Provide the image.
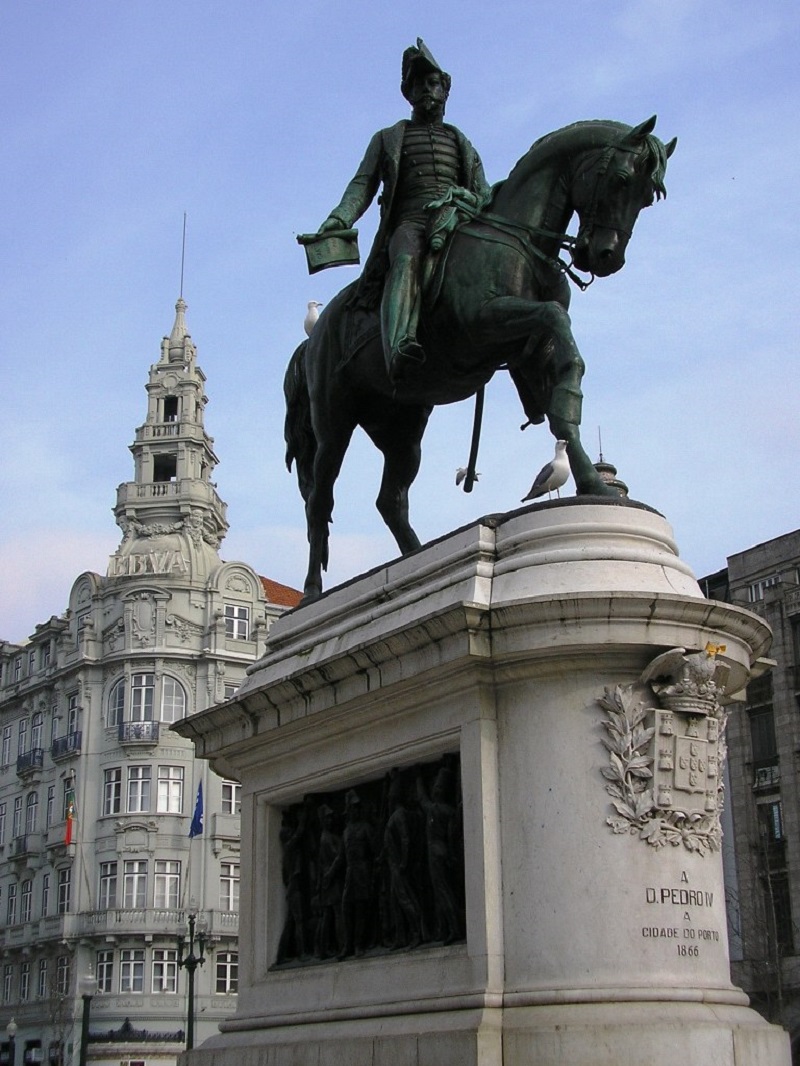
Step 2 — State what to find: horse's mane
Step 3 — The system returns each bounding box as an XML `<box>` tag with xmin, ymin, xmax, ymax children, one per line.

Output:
<box><xmin>488</xmin><ymin>119</ymin><xmax>670</xmax><ymax>208</ymax></box>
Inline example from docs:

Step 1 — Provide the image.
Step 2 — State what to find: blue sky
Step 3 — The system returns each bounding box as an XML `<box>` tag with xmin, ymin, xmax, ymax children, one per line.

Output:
<box><xmin>1</xmin><ymin>0</ymin><xmax>798</xmax><ymax>640</ymax></box>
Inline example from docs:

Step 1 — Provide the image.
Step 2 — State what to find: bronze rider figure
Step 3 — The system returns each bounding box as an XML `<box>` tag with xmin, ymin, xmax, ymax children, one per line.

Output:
<box><xmin>317</xmin><ymin>38</ymin><xmax>489</xmax><ymax>385</ymax></box>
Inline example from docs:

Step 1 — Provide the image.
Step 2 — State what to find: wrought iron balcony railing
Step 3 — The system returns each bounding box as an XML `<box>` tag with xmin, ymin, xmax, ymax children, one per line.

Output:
<box><xmin>16</xmin><ymin>747</ymin><xmax>44</xmax><ymax>775</ymax></box>
<box><xmin>118</xmin><ymin>720</ymin><xmax>160</xmax><ymax>744</ymax></box>
<box><xmin>51</xmin><ymin>731</ymin><xmax>82</xmax><ymax>760</ymax></box>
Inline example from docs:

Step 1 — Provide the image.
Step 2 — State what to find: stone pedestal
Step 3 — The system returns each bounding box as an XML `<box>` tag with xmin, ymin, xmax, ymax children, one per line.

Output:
<box><xmin>176</xmin><ymin>500</ymin><xmax>790</xmax><ymax>1065</ymax></box>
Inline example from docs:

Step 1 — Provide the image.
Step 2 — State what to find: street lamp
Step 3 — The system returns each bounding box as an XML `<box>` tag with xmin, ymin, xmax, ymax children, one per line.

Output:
<box><xmin>77</xmin><ymin>969</ymin><xmax>97</xmax><ymax>1066</ymax></box>
<box><xmin>177</xmin><ymin>910</ymin><xmax>207</xmax><ymax>1049</ymax></box>
<box><xmin>5</xmin><ymin>1020</ymin><xmax>16</xmax><ymax>1066</ymax></box>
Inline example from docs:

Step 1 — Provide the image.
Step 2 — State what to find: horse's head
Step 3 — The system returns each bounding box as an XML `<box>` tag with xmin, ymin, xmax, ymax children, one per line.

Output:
<box><xmin>571</xmin><ymin>116</ymin><xmax>677</xmax><ymax>277</ymax></box>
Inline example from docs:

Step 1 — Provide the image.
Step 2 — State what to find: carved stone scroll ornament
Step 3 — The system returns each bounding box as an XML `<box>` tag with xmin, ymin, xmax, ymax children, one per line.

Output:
<box><xmin>165</xmin><ymin>613</ymin><xmax>191</xmax><ymax>643</ymax></box>
<box><xmin>599</xmin><ymin>644</ymin><xmax>729</xmax><ymax>856</ymax></box>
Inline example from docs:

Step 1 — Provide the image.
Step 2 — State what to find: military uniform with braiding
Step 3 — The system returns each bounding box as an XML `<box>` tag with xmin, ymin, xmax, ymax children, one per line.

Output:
<box><xmin>318</xmin><ymin>39</ymin><xmax>489</xmax><ymax>384</ymax></box>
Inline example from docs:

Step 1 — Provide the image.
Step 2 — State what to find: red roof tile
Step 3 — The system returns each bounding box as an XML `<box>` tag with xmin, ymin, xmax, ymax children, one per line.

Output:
<box><xmin>260</xmin><ymin>575</ymin><xmax>303</xmax><ymax>608</ymax></box>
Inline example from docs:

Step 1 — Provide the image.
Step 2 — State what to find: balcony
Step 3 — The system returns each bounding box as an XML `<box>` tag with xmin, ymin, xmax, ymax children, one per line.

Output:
<box><xmin>211</xmin><ymin>812</ymin><xmax>240</xmax><ymax>841</ymax></box>
<box><xmin>134</xmin><ymin>421</ymin><xmax>206</xmax><ymax>442</ymax></box>
<box><xmin>51</xmin><ymin>731</ymin><xmax>82</xmax><ymax>761</ymax></box>
<box><xmin>80</xmin><ymin>906</ymin><xmax>186</xmax><ymax>936</ymax></box>
<box><xmin>136</xmin><ymin>421</ymin><xmax>180</xmax><ymax>440</ymax></box>
<box><xmin>207</xmin><ymin>909</ymin><xmax>239</xmax><ymax>936</ymax></box>
<box><xmin>118</xmin><ymin>720</ymin><xmax>160</xmax><ymax>745</ymax></box>
<box><xmin>115</xmin><ymin>478</ymin><xmax>226</xmax><ymax>514</ymax></box>
<box><xmin>10</xmin><ymin>832</ymin><xmax>41</xmax><ymax>862</ymax></box>
<box><xmin>753</xmin><ymin>764</ymin><xmax>781</xmax><ymax>790</ymax></box>
<box><xmin>77</xmin><ymin>907</ymin><xmax>238</xmax><ymax>938</ymax></box>
<box><xmin>37</xmin><ymin>913</ymin><xmax>81</xmax><ymax>942</ymax></box>
<box><xmin>16</xmin><ymin>748</ymin><xmax>44</xmax><ymax>778</ymax></box>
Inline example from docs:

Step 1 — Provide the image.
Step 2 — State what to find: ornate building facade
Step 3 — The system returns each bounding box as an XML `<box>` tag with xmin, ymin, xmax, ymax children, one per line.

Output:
<box><xmin>701</xmin><ymin>530</ymin><xmax>800</xmax><ymax>1057</ymax></box>
<box><xmin>0</xmin><ymin>300</ymin><xmax>300</xmax><ymax>1065</ymax></box>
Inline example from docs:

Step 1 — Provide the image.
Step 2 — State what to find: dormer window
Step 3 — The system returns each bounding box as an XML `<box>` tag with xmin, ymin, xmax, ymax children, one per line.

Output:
<box><xmin>163</xmin><ymin>396</ymin><xmax>179</xmax><ymax>423</ymax></box>
<box><xmin>225</xmin><ymin>605</ymin><xmax>250</xmax><ymax>641</ymax></box>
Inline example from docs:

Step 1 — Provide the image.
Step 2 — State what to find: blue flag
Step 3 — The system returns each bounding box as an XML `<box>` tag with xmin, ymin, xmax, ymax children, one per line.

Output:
<box><xmin>189</xmin><ymin>782</ymin><xmax>204</xmax><ymax>838</ymax></box>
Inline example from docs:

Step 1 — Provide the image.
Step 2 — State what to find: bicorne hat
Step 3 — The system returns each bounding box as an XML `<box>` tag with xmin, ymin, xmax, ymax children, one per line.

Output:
<box><xmin>401</xmin><ymin>37</ymin><xmax>451</xmax><ymax>101</ymax></box>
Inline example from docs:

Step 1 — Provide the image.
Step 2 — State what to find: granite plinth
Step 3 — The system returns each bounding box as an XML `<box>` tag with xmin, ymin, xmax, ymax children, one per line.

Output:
<box><xmin>176</xmin><ymin>500</ymin><xmax>789</xmax><ymax>1065</ymax></box>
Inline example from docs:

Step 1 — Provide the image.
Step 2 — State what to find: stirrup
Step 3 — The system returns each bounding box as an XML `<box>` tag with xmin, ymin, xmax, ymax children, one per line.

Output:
<box><xmin>388</xmin><ymin>340</ymin><xmax>426</xmax><ymax>385</ymax></box>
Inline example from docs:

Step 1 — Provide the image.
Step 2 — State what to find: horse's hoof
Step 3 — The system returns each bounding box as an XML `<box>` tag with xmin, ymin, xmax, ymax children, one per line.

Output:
<box><xmin>577</xmin><ymin>481</ymin><xmax>622</xmax><ymax>498</ymax></box>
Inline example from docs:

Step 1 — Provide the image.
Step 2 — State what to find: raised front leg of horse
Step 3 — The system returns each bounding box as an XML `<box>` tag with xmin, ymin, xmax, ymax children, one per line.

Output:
<box><xmin>475</xmin><ymin>295</ymin><xmax>618</xmax><ymax>498</ymax></box>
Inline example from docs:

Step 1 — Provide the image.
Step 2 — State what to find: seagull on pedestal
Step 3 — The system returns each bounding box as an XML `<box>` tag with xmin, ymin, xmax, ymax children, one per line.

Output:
<box><xmin>522</xmin><ymin>440</ymin><xmax>570</xmax><ymax>501</ymax></box>
<box><xmin>304</xmin><ymin>301</ymin><xmax>323</xmax><ymax>336</ymax></box>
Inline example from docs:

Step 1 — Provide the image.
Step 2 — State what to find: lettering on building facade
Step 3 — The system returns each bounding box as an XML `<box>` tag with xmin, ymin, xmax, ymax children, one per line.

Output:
<box><xmin>107</xmin><ymin>550</ymin><xmax>189</xmax><ymax>578</ymax></box>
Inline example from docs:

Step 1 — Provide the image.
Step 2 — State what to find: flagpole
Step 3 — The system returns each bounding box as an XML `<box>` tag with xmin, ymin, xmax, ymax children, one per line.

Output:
<box><xmin>184</xmin><ymin>778</ymin><xmax>204</xmax><ymax>912</ymax></box>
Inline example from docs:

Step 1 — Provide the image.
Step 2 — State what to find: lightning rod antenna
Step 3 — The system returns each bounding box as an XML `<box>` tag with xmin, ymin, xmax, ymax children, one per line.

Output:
<box><xmin>598</xmin><ymin>426</ymin><xmax>604</xmax><ymax>463</ymax></box>
<box><xmin>180</xmin><ymin>212</ymin><xmax>187</xmax><ymax>298</ymax></box>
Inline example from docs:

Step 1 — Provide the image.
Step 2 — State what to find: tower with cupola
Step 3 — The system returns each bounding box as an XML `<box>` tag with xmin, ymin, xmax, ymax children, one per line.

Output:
<box><xmin>0</xmin><ymin>299</ymin><xmax>300</xmax><ymax>1066</ymax></box>
<box><xmin>110</xmin><ymin>297</ymin><xmax>229</xmax><ymax>584</ymax></box>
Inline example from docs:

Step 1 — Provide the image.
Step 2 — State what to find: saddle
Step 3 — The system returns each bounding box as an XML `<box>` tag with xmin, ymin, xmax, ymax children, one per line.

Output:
<box><xmin>422</xmin><ymin>187</ymin><xmax>488</xmax><ymax>306</ymax></box>
<box><xmin>337</xmin><ymin>187</ymin><xmax>489</xmax><ymax>373</ymax></box>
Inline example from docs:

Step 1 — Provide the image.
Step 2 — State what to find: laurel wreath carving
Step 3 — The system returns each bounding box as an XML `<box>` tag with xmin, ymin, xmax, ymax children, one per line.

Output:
<box><xmin>599</xmin><ymin>684</ymin><xmax>721</xmax><ymax>855</ymax></box>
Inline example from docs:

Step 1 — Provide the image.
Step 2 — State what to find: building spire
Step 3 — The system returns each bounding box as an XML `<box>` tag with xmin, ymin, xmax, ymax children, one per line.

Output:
<box><xmin>167</xmin><ymin>296</ymin><xmax>190</xmax><ymax>363</ymax></box>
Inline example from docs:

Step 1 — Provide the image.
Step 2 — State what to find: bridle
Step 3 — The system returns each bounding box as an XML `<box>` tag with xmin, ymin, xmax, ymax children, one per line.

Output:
<box><xmin>467</xmin><ymin>139</ymin><xmax>645</xmax><ymax>293</ymax></box>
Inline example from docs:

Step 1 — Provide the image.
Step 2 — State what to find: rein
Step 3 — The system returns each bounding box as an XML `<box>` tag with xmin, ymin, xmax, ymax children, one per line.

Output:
<box><xmin>451</xmin><ymin>137</ymin><xmax>640</xmax><ymax>491</ymax></box>
<box><xmin>472</xmin><ymin>212</ymin><xmax>594</xmax><ymax>291</ymax></box>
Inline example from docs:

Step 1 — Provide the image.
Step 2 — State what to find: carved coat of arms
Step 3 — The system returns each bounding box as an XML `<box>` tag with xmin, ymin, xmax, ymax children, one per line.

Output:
<box><xmin>599</xmin><ymin>644</ymin><xmax>729</xmax><ymax>855</ymax></box>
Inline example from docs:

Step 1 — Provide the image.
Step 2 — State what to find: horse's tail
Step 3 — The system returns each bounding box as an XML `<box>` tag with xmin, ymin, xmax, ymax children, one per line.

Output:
<box><xmin>284</xmin><ymin>341</ymin><xmax>316</xmax><ymax>502</ymax></box>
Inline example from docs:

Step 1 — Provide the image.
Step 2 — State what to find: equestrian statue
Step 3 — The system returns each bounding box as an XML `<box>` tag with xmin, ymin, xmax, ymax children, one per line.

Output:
<box><xmin>287</xmin><ymin>38</ymin><xmax>676</xmax><ymax>601</ymax></box>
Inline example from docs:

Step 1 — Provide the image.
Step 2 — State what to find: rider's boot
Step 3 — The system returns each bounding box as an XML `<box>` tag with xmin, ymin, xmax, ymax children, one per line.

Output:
<box><xmin>382</xmin><ymin>253</ymin><xmax>425</xmax><ymax>385</ymax></box>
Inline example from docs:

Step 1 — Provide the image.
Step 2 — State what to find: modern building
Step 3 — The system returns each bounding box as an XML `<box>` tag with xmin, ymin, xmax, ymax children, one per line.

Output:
<box><xmin>701</xmin><ymin>530</ymin><xmax>800</xmax><ymax>1054</ymax></box>
<box><xmin>0</xmin><ymin>299</ymin><xmax>300</xmax><ymax>1065</ymax></box>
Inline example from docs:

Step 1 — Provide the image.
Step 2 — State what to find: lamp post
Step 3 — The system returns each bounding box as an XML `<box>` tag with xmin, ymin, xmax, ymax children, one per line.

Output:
<box><xmin>177</xmin><ymin>910</ymin><xmax>207</xmax><ymax>1049</ymax></box>
<box><xmin>5</xmin><ymin>1020</ymin><xmax>16</xmax><ymax>1066</ymax></box>
<box><xmin>77</xmin><ymin>969</ymin><xmax>97</xmax><ymax>1066</ymax></box>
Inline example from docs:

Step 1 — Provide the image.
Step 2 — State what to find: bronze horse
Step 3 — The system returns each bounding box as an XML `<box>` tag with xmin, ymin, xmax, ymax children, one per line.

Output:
<box><xmin>285</xmin><ymin>117</ymin><xmax>676</xmax><ymax>600</ymax></box>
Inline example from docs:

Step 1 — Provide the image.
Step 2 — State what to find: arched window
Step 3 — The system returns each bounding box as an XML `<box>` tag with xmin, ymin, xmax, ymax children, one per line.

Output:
<box><xmin>160</xmin><ymin>677</ymin><xmax>186</xmax><ymax>723</ymax></box>
<box><xmin>131</xmin><ymin>674</ymin><xmax>155</xmax><ymax>722</ymax></box>
<box><xmin>31</xmin><ymin>713</ymin><xmax>43</xmax><ymax>750</ymax></box>
<box><xmin>108</xmin><ymin>679</ymin><xmax>125</xmax><ymax>727</ymax></box>
<box><xmin>25</xmin><ymin>792</ymin><xmax>38</xmax><ymax>834</ymax></box>
<box><xmin>108</xmin><ymin>674</ymin><xmax>187</xmax><ymax>726</ymax></box>
<box><xmin>21</xmin><ymin>879</ymin><xmax>32</xmax><ymax>924</ymax></box>
<box><xmin>17</xmin><ymin>718</ymin><xmax>28</xmax><ymax>756</ymax></box>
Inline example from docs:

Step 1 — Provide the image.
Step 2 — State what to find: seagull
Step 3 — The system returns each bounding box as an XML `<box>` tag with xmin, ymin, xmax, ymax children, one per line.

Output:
<box><xmin>522</xmin><ymin>440</ymin><xmax>569</xmax><ymax>501</ymax></box>
<box><xmin>455</xmin><ymin>467</ymin><xmax>480</xmax><ymax>486</ymax></box>
<box><xmin>303</xmin><ymin>301</ymin><xmax>323</xmax><ymax>336</ymax></box>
